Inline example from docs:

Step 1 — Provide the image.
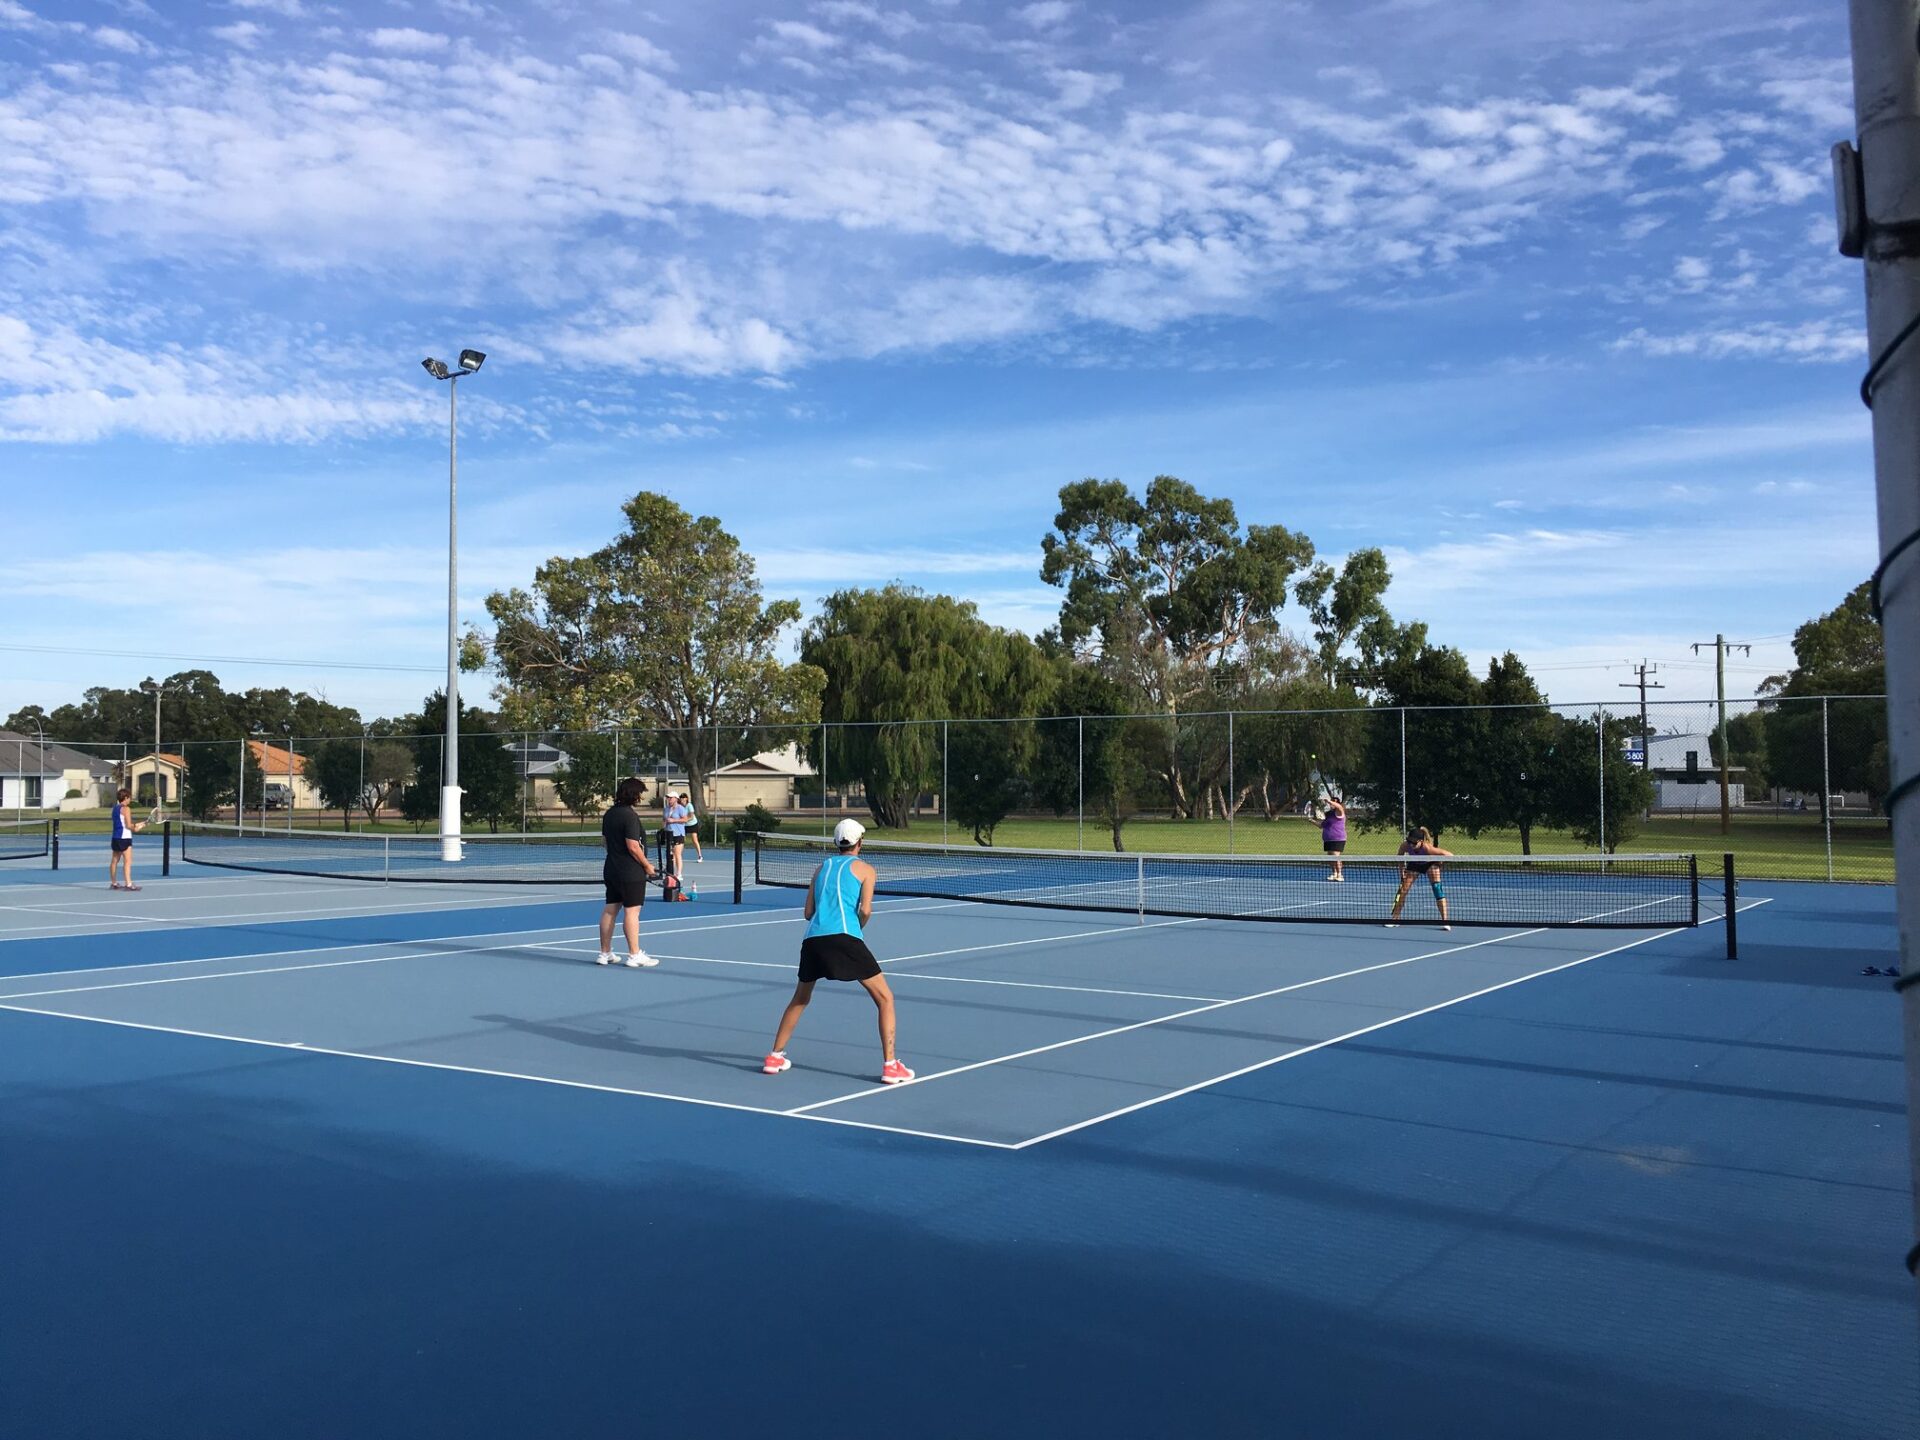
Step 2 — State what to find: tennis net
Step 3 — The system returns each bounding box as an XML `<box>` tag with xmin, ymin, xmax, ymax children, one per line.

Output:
<box><xmin>172</xmin><ymin>821</ymin><xmax>676</xmax><ymax>886</ymax></box>
<box><xmin>0</xmin><ymin>817</ymin><xmax>54</xmax><ymax>865</ymax></box>
<box><xmin>744</xmin><ymin>833</ymin><xmax>1702</xmax><ymax>929</ymax></box>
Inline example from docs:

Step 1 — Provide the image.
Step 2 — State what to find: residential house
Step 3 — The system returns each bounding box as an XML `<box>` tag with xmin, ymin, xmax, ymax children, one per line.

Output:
<box><xmin>0</xmin><ymin>731</ymin><xmax>119</xmax><ymax>810</ymax></box>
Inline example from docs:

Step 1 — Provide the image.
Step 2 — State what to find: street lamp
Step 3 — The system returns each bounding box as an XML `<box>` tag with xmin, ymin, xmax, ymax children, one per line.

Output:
<box><xmin>421</xmin><ymin>348</ymin><xmax>486</xmax><ymax>862</ymax></box>
<box><xmin>139</xmin><ymin>680</ymin><xmax>178</xmax><ymax>815</ymax></box>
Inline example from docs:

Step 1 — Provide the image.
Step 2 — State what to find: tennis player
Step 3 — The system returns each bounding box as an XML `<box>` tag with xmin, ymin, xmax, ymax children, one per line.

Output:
<box><xmin>107</xmin><ymin>787</ymin><xmax>147</xmax><ymax>891</ymax></box>
<box><xmin>679</xmin><ymin>793</ymin><xmax>704</xmax><ymax>864</ymax></box>
<box><xmin>1318</xmin><ymin>793</ymin><xmax>1347</xmax><ymax>881</ymax></box>
<box><xmin>761</xmin><ymin>818</ymin><xmax>913</xmax><ymax>1085</ymax></box>
<box><xmin>596</xmin><ymin>777</ymin><xmax>661</xmax><ymax>967</ymax></box>
<box><xmin>1386</xmin><ymin>826</ymin><xmax>1452</xmax><ymax>930</ymax></box>
<box><xmin>662</xmin><ymin>792</ymin><xmax>693</xmax><ymax>878</ymax></box>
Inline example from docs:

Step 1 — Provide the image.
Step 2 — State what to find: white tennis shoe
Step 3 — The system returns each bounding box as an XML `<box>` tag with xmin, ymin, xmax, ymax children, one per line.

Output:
<box><xmin>624</xmin><ymin>952</ymin><xmax>659</xmax><ymax>968</ymax></box>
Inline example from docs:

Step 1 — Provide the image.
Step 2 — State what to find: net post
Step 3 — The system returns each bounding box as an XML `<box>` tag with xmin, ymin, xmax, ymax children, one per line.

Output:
<box><xmin>1136</xmin><ymin>853</ymin><xmax>1145</xmax><ymax>925</ymax></box>
<box><xmin>733</xmin><ymin>828</ymin><xmax>745</xmax><ymax>904</ymax></box>
<box><xmin>383</xmin><ymin>835</ymin><xmax>391</xmax><ymax>885</ymax></box>
<box><xmin>1722</xmin><ymin>852</ymin><xmax>1737</xmax><ymax>959</ymax></box>
<box><xmin>162</xmin><ymin>820</ymin><xmax>172</xmax><ymax>877</ymax></box>
<box><xmin>49</xmin><ymin>818</ymin><xmax>59</xmax><ymax>871</ymax></box>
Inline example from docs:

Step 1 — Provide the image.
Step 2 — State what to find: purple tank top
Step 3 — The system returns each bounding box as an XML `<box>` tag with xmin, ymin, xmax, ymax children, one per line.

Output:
<box><xmin>1321</xmin><ymin>809</ymin><xmax>1346</xmax><ymax>842</ymax></box>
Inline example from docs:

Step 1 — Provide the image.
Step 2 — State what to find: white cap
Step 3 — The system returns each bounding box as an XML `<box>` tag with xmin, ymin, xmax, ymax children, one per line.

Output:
<box><xmin>833</xmin><ymin>818</ymin><xmax>866</xmax><ymax>848</ymax></box>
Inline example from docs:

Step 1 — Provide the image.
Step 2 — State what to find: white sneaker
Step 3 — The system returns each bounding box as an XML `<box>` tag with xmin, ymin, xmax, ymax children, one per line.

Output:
<box><xmin>594</xmin><ymin>952</ymin><xmax>614</xmax><ymax>966</ymax></box>
<box><xmin>1440</xmin><ymin>924</ymin><xmax>1453</xmax><ymax>932</ymax></box>
<box><xmin>624</xmin><ymin>952</ymin><xmax>659</xmax><ymax>968</ymax></box>
<box><xmin>1384</xmin><ymin>922</ymin><xmax>1399</xmax><ymax>929</ymax></box>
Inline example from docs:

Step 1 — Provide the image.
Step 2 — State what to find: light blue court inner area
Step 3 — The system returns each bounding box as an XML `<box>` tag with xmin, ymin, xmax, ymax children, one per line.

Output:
<box><xmin>0</xmin><ymin>839</ymin><xmax>1910</xmax><ymax>1439</ymax></box>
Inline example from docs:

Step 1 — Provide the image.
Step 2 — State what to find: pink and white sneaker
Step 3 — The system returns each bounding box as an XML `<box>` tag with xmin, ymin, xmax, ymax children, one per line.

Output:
<box><xmin>762</xmin><ymin>1052</ymin><xmax>791</xmax><ymax>1075</ymax></box>
<box><xmin>880</xmin><ymin>1059</ymin><xmax>914</xmax><ymax>1085</ymax></box>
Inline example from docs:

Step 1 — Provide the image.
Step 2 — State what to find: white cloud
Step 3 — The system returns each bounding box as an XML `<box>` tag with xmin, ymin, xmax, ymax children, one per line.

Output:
<box><xmin>210</xmin><ymin>21</ymin><xmax>264</xmax><ymax>49</ymax></box>
<box><xmin>367</xmin><ymin>28</ymin><xmax>451</xmax><ymax>54</ymax></box>
<box><xmin>1612</xmin><ymin>320</ymin><xmax>1864</xmax><ymax>364</ymax></box>
<box><xmin>604</xmin><ymin>32</ymin><xmax>676</xmax><ymax>71</ymax></box>
<box><xmin>767</xmin><ymin>20</ymin><xmax>840</xmax><ymax>51</ymax></box>
<box><xmin>228</xmin><ymin>0</ymin><xmax>306</xmax><ymax>14</ymax></box>
<box><xmin>1012</xmin><ymin>2</ymin><xmax>1073</xmax><ymax>30</ymax></box>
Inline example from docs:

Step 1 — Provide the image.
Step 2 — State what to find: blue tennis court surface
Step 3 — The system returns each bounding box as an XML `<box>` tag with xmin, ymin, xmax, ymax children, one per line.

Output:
<box><xmin>1</xmin><ymin>836</ymin><xmax>1911</xmax><ymax>1437</ymax></box>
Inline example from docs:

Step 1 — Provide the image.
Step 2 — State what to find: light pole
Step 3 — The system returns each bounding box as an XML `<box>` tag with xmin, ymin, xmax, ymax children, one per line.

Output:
<box><xmin>139</xmin><ymin>681</ymin><xmax>176</xmax><ymax>814</ymax></box>
<box><xmin>29</xmin><ymin>716</ymin><xmax>45</xmax><ymax>817</ymax></box>
<box><xmin>421</xmin><ymin>349</ymin><xmax>486</xmax><ymax>862</ymax></box>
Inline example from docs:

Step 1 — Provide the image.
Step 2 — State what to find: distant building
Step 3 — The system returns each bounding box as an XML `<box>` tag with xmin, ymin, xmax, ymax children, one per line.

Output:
<box><xmin>0</xmin><ymin>731</ymin><xmax>119</xmax><ymax>810</ymax></box>
<box><xmin>1641</xmin><ymin>732</ymin><xmax>1745</xmax><ymax>810</ymax></box>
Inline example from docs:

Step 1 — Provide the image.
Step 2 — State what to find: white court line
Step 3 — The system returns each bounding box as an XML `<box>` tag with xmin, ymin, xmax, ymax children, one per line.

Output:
<box><xmin>1010</xmin><ymin>896</ymin><xmax>1776</xmax><ymax>1147</ymax></box>
<box><xmin>786</xmin><ymin>927</ymin><xmax>1552</xmax><ymax>1113</ymax></box>
<box><xmin>0</xmin><ymin>891</ymin><xmax>566</xmax><ymax>937</ymax></box>
<box><xmin>0</xmin><ymin>896</ymin><xmax>962</xmax><ymax>988</ymax></box>
<box><xmin>781</xmin><ymin>889</ymin><xmax>1700</xmax><ymax>1117</ymax></box>
<box><xmin>0</xmin><ymin>1001</ymin><xmax>1017</xmax><ymax>1150</ymax></box>
<box><xmin>639</xmin><ymin>951</ymin><xmax>1227</xmax><ymax>1003</ymax></box>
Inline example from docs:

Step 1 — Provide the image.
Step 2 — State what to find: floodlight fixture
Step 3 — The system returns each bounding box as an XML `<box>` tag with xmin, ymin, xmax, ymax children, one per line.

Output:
<box><xmin>458</xmin><ymin>349</ymin><xmax>486</xmax><ymax>373</ymax></box>
<box><xmin>422</xmin><ymin>357</ymin><xmax>452</xmax><ymax>379</ymax></box>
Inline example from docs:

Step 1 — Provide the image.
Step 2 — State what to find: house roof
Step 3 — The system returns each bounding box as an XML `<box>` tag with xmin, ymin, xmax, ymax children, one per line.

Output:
<box><xmin>248</xmin><ymin>740</ymin><xmax>308</xmax><ymax>776</ymax></box>
<box><xmin>714</xmin><ymin>744</ymin><xmax>814</xmax><ymax>777</ymax></box>
<box><xmin>0</xmin><ymin>730</ymin><xmax>117</xmax><ymax>778</ymax></box>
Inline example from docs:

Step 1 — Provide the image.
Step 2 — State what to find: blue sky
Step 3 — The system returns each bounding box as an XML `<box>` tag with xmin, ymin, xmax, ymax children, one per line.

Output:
<box><xmin>0</xmin><ymin>0</ymin><xmax>1874</xmax><ymax>724</ymax></box>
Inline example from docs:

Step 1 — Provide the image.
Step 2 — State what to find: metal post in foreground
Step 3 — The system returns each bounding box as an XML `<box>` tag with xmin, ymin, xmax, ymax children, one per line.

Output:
<box><xmin>421</xmin><ymin>350</ymin><xmax>485</xmax><ymax>863</ymax></box>
<box><xmin>942</xmin><ymin>719</ymin><xmax>949</xmax><ymax>849</ymax></box>
<box><xmin>733</xmin><ymin>829</ymin><xmax>745</xmax><ymax>904</ymax></box>
<box><xmin>1077</xmin><ymin>715</ymin><xmax>1084</xmax><ymax>853</ymax></box>
<box><xmin>1227</xmin><ymin>710</ymin><xmax>1235</xmax><ymax>855</ymax></box>
<box><xmin>1839</xmin><ymin>0</ymin><xmax>1920</xmax><ymax>1308</ymax></box>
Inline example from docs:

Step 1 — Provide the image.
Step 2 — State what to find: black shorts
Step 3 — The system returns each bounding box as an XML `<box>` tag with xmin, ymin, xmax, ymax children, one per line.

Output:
<box><xmin>1322</xmin><ymin>839</ymin><xmax>1345</xmax><ymax>854</ymax></box>
<box><xmin>798</xmin><ymin>934</ymin><xmax>881</xmax><ymax>983</ymax></box>
<box><xmin>603</xmin><ymin>870</ymin><xmax>648</xmax><ymax>907</ymax></box>
<box><xmin>111</xmin><ymin>838</ymin><xmax>133</xmax><ymax>854</ymax></box>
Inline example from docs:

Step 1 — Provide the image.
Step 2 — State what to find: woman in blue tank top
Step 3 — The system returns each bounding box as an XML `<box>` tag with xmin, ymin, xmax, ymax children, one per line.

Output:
<box><xmin>108</xmin><ymin>787</ymin><xmax>147</xmax><ymax>891</ymax></box>
<box><xmin>761</xmin><ymin>818</ymin><xmax>913</xmax><ymax>1085</ymax></box>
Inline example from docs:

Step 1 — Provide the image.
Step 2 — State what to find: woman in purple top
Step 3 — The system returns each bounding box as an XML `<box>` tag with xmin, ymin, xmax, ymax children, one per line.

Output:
<box><xmin>1318</xmin><ymin>793</ymin><xmax>1347</xmax><ymax>881</ymax></box>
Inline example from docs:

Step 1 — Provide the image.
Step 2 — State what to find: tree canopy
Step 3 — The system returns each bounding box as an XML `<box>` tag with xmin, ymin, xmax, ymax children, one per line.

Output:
<box><xmin>485</xmin><ymin>491</ymin><xmax>824</xmax><ymax>803</ymax></box>
<box><xmin>801</xmin><ymin>586</ymin><xmax>1053</xmax><ymax>829</ymax></box>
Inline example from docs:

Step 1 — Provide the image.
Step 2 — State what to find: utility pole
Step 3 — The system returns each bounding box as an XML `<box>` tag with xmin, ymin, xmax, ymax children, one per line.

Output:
<box><xmin>1618</xmin><ymin>661</ymin><xmax>1665</xmax><ymax>775</ymax></box>
<box><xmin>1690</xmin><ymin>635</ymin><xmax>1751</xmax><ymax>834</ymax></box>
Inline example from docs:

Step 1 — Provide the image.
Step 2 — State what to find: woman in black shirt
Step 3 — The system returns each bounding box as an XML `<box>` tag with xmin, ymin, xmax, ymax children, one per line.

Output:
<box><xmin>597</xmin><ymin>776</ymin><xmax>661</xmax><ymax>968</ymax></box>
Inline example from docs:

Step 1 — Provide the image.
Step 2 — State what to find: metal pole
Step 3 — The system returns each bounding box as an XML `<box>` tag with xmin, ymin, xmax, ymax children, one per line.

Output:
<box><xmin>1716</xmin><ymin>633</ymin><xmax>1731</xmax><ymax>834</ymax></box>
<box><xmin>358</xmin><ymin>731</ymin><xmax>366</xmax><ymax>832</ymax></box>
<box><xmin>1823</xmin><ymin>697</ymin><xmax>1834</xmax><ymax>881</ymax></box>
<box><xmin>821</xmin><ymin>721</ymin><xmax>829</xmax><ymax>836</ymax></box>
<box><xmin>1077</xmin><ymin>715</ymin><xmax>1084</xmax><ymax>853</ymax></box>
<box><xmin>941</xmin><ymin>719</ymin><xmax>949</xmax><ymax>848</ymax></box>
<box><xmin>286</xmin><ymin>734</ymin><xmax>294</xmax><ymax>835</ymax></box>
<box><xmin>1596</xmin><ymin>705</ymin><xmax>1607</xmax><ymax>854</ymax></box>
<box><xmin>1399</xmin><ymin>707</ymin><xmax>1408</xmax><ymax>835</ymax></box>
<box><xmin>237</xmin><ymin>736</ymin><xmax>244</xmax><ymax>834</ymax></box>
<box><xmin>520</xmin><ymin>732</ymin><xmax>527</xmax><ymax>833</ymax></box>
<box><xmin>1227</xmin><ymin>710</ymin><xmax>1235</xmax><ymax>854</ymax></box>
<box><xmin>441</xmin><ymin>374</ymin><xmax>463</xmax><ymax>862</ymax></box>
<box><xmin>1842</xmin><ymin>0</ymin><xmax>1920</xmax><ymax>1311</ymax></box>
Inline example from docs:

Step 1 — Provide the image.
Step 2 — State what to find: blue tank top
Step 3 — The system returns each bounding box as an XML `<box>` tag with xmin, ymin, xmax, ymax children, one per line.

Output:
<box><xmin>111</xmin><ymin>803</ymin><xmax>131</xmax><ymax>841</ymax></box>
<box><xmin>804</xmin><ymin>855</ymin><xmax>865</xmax><ymax>939</ymax></box>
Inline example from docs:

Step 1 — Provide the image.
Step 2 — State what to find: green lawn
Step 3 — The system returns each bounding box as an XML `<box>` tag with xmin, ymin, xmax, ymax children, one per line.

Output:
<box><xmin>908</xmin><ymin>812</ymin><xmax>1894</xmax><ymax>884</ymax></box>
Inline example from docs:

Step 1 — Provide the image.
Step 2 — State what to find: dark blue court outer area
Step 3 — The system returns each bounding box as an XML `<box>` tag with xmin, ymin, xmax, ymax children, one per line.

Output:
<box><xmin>0</xmin><ymin>879</ymin><xmax>1911</xmax><ymax>1439</ymax></box>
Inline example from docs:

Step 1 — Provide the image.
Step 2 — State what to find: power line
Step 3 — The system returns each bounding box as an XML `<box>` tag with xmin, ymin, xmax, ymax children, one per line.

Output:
<box><xmin>0</xmin><ymin>643</ymin><xmax>440</xmax><ymax>675</ymax></box>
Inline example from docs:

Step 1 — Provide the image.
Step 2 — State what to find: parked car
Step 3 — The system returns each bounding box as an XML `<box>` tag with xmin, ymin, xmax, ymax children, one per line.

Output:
<box><xmin>263</xmin><ymin>785</ymin><xmax>291</xmax><ymax>810</ymax></box>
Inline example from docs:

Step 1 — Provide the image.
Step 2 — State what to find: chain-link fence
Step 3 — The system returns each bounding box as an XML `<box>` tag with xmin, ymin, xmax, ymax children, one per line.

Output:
<box><xmin>16</xmin><ymin>694</ymin><xmax>1893</xmax><ymax>879</ymax></box>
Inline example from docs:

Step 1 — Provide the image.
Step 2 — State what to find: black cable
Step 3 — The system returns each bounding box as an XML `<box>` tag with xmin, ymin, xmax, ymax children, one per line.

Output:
<box><xmin>1868</xmin><ymin>526</ymin><xmax>1920</xmax><ymax>621</ymax></box>
<box><xmin>1861</xmin><ymin>310</ymin><xmax>1920</xmax><ymax>408</ymax></box>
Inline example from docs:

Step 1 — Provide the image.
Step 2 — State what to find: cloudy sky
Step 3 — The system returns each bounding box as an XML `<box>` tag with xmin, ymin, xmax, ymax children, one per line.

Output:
<box><xmin>0</xmin><ymin>0</ymin><xmax>1874</xmax><ymax>725</ymax></box>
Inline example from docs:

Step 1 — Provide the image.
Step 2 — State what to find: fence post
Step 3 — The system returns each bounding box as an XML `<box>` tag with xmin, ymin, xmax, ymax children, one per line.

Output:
<box><xmin>1077</xmin><ymin>715</ymin><xmax>1084</xmax><ymax>853</ymax></box>
<box><xmin>1136</xmin><ymin>853</ymin><xmax>1145</xmax><ymax>924</ymax></box>
<box><xmin>1227</xmin><ymin>710</ymin><xmax>1235</xmax><ymax>854</ymax></box>
<box><xmin>1597</xmin><ymin>704</ymin><xmax>1607</xmax><ymax>854</ymax></box>
<box><xmin>1723</xmin><ymin>853</ymin><xmax>1737</xmax><ymax>959</ymax></box>
<box><xmin>821</xmin><ymin>721</ymin><xmax>829</xmax><ymax>836</ymax></box>
<box><xmin>942</xmin><ymin>719</ymin><xmax>949</xmax><ymax>848</ymax></box>
<box><xmin>1399</xmin><ymin>707</ymin><xmax>1408</xmax><ymax>835</ymax></box>
<box><xmin>1822</xmin><ymin>696</ymin><xmax>1833</xmax><ymax>881</ymax></box>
